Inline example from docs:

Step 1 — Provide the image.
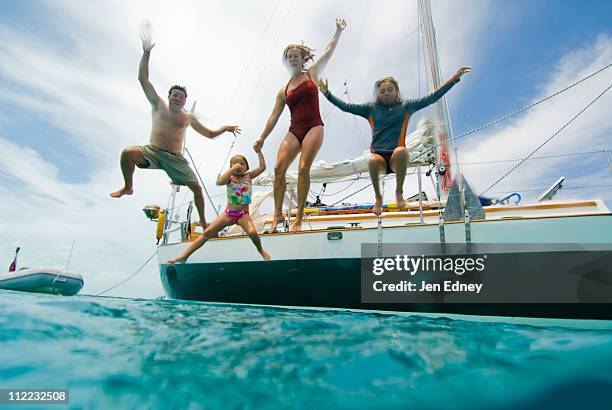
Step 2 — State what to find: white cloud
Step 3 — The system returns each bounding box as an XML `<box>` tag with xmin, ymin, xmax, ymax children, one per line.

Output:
<box><xmin>458</xmin><ymin>34</ymin><xmax>612</xmax><ymax>202</ymax></box>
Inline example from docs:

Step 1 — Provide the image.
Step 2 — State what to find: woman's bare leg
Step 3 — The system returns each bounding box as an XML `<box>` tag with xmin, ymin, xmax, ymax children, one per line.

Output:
<box><xmin>271</xmin><ymin>134</ymin><xmax>300</xmax><ymax>232</ymax></box>
<box><xmin>292</xmin><ymin>125</ymin><xmax>324</xmax><ymax>232</ymax></box>
<box><xmin>168</xmin><ymin>212</ymin><xmax>233</xmax><ymax>263</ymax></box>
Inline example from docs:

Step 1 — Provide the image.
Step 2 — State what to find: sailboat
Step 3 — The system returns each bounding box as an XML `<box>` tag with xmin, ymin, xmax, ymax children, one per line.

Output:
<box><xmin>151</xmin><ymin>0</ymin><xmax>612</xmax><ymax>319</ymax></box>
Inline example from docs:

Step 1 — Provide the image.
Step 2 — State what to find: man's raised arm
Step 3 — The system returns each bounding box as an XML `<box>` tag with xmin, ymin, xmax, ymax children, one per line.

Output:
<box><xmin>189</xmin><ymin>114</ymin><xmax>241</xmax><ymax>139</ymax></box>
<box><xmin>138</xmin><ymin>24</ymin><xmax>161</xmax><ymax>107</ymax></box>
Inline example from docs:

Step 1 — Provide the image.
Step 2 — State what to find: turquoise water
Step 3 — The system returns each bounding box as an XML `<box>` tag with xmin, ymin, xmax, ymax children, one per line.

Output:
<box><xmin>1</xmin><ymin>290</ymin><xmax>611</xmax><ymax>409</ymax></box>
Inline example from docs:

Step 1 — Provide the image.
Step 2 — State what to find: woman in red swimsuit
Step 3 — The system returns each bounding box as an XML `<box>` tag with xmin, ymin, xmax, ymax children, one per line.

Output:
<box><xmin>253</xmin><ymin>18</ymin><xmax>347</xmax><ymax>232</ymax></box>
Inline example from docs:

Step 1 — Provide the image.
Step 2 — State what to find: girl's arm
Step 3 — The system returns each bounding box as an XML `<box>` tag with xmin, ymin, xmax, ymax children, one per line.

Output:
<box><xmin>403</xmin><ymin>66</ymin><xmax>471</xmax><ymax>112</ymax></box>
<box><xmin>319</xmin><ymin>79</ymin><xmax>372</xmax><ymax>119</ymax></box>
<box><xmin>216</xmin><ymin>164</ymin><xmax>240</xmax><ymax>186</ymax></box>
<box><xmin>309</xmin><ymin>19</ymin><xmax>347</xmax><ymax>80</ymax></box>
<box><xmin>249</xmin><ymin>149</ymin><xmax>267</xmax><ymax>179</ymax></box>
<box><xmin>253</xmin><ymin>90</ymin><xmax>285</xmax><ymax>151</ymax></box>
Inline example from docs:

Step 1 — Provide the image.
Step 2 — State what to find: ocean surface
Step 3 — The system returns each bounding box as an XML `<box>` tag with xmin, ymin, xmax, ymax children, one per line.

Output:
<box><xmin>1</xmin><ymin>290</ymin><xmax>612</xmax><ymax>409</ymax></box>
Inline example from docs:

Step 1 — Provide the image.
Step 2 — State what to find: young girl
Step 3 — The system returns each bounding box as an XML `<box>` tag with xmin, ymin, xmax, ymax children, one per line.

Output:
<box><xmin>319</xmin><ymin>66</ymin><xmax>471</xmax><ymax>215</ymax></box>
<box><xmin>168</xmin><ymin>148</ymin><xmax>270</xmax><ymax>263</ymax></box>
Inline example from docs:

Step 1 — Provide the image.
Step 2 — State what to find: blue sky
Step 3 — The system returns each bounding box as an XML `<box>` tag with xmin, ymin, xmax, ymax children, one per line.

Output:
<box><xmin>453</xmin><ymin>0</ymin><xmax>612</xmax><ymax>133</ymax></box>
<box><xmin>0</xmin><ymin>0</ymin><xmax>611</xmax><ymax>297</ymax></box>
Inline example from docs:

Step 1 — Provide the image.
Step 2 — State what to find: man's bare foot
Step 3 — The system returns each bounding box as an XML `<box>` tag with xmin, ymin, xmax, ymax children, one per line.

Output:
<box><xmin>110</xmin><ymin>187</ymin><xmax>133</xmax><ymax>198</ymax></box>
<box><xmin>290</xmin><ymin>219</ymin><xmax>302</xmax><ymax>232</ymax></box>
<box><xmin>372</xmin><ymin>198</ymin><xmax>383</xmax><ymax>216</ymax></box>
<box><xmin>269</xmin><ymin>214</ymin><xmax>285</xmax><ymax>233</ymax></box>
<box><xmin>395</xmin><ymin>193</ymin><xmax>406</xmax><ymax>210</ymax></box>
<box><xmin>167</xmin><ymin>256</ymin><xmax>188</xmax><ymax>264</ymax></box>
<box><xmin>260</xmin><ymin>250</ymin><xmax>271</xmax><ymax>261</ymax></box>
<box><xmin>195</xmin><ymin>220</ymin><xmax>208</xmax><ymax>230</ymax></box>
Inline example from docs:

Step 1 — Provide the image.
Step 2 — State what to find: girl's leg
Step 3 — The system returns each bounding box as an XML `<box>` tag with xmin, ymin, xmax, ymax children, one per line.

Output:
<box><xmin>271</xmin><ymin>134</ymin><xmax>301</xmax><ymax>232</ymax></box>
<box><xmin>292</xmin><ymin>125</ymin><xmax>324</xmax><ymax>232</ymax></box>
<box><xmin>168</xmin><ymin>212</ymin><xmax>233</xmax><ymax>263</ymax></box>
<box><xmin>237</xmin><ymin>214</ymin><xmax>270</xmax><ymax>260</ymax></box>
<box><xmin>390</xmin><ymin>147</ymin><xmax>409</xmax><ymax>209</ymax></box>
<box><xmin>368</xmin><ymin>154</ymin><xmax>387</xmax><ymax>215</ymax></box>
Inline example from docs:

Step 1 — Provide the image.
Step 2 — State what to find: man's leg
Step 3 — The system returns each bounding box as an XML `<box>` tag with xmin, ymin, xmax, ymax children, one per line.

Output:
<box><xmin>185</xmin><ymin>181</ymin><xmax>207</xmax><ymax>228</ymax></box>
<box><xmin>110</xmin><ymin>146</ymin><xmax>147</xmax><ymax>198</ymax></box>
<box><xmin>390</xmin><ymin>147</ymin><xmax>409</xmax><ymax>209</ymax></box>
<box><xmin>368</xmin><ymin>154</ymin><xmax>387</xmax><ymax>215</ymax></box>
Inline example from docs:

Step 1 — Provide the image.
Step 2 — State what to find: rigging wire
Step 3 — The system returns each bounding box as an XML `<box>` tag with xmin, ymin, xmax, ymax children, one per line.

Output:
<box><xmin>481</xmin><ymin>82</ymin><xmax>612</xmax><ymax>194</ymax></box>
<box><xmin>410</xmin><ymin>63</ymin><xmax>612</xmax><ymax>164</ymax></box>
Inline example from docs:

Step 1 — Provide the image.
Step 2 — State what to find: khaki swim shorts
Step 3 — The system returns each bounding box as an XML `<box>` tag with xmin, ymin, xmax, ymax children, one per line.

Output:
<box><xmin>136</xmin><ymin>145</ymin><xmax>197</xmax><ymax>186</ymax></box>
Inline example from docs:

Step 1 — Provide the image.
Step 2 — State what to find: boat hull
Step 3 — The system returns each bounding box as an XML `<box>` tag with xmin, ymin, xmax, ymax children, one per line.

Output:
<box><xmin>160</xmin><ymin>253</ymin><xmax>612</xmax><ymax>320</ymax></box>
<box><xmin>0</xmin><ymin>268</ymin><xmax>84</xmax><ymax>296</ymax></box>
<box><xmin>158</xmin><ymin>212</ymin><xmax>612</xmax><ymax>320</ymax></box>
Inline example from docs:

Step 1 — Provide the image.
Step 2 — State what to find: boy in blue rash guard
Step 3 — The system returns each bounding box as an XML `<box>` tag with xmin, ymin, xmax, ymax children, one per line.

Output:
<box><xmin>318</xmin><ymin>66</ymin><xmax>470</xmax><ymax>215</ymax></box>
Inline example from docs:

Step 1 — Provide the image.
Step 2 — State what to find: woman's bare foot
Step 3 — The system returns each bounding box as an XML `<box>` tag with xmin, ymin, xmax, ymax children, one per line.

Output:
<box><xmin>372</xmin><ymin>198</ymin><xmax>383</xmax><ymax>216</ymax></box>
<box><xmin>290</xmin><ymin>219</ymin><xmax>302</xmax><ymax>232</ymax></box>
<box><xmin>269</xmin><ymin>214</ymin><xmax>286</xmax><ymax>233</ymax></box>
<box><xmin>395</xmin><ymin>192</ymin><xmax>406</xmax><ymax>210</ymax></box>
<box><xmin>110</xmin><ymin>186</ymin><xmax>133</xmax><ymax>198</ymax></box>
<box><xmin>260</xmin><ymin>250</ymin><xmax>271</xmax><ymax>261</ymax></box>
<box><xmin>167</xmin><ymin>256</ymin><xmax>188</xmax><ymax>264</ymax></box>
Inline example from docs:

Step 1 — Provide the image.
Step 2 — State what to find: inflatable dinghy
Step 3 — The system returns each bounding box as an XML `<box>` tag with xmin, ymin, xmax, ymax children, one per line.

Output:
<box><xmin>0</xmin><ymin>268</ymin><xmax>84</xmax><ymax>296</ymax></box>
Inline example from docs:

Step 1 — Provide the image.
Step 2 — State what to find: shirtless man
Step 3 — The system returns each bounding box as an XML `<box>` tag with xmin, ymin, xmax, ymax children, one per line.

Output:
<box><xmin>110</xmin><ymin>28</ymin><xmax>240</xmax><ymax>228</ymax></box>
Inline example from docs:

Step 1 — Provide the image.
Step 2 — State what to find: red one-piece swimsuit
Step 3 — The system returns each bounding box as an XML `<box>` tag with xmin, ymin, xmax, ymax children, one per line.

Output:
<box><xmin>284</xmin><ymin>72</ymin><xmax>324</xmax><ymax>144</ymax></box>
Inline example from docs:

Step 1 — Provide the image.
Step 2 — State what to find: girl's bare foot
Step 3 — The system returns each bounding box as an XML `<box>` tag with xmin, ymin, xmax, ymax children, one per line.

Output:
<box><xmin>395</xmin><ymin>192</ymin><xmax>406</xmax><ymax>210</ymax></box>
<box><xmin>269</xmin><ymin>214</ymin><xmax>286</xmax><ymax>233</ymax></box>
<box><xmin>260</xmin><ymin>250</ymin><xmax>271</xmax><ymax>261</ymax></box>
<box><xmin>167</xmin><ymin>256</ymin><xmax>188</xmax><ymax>264</ymax></box>
<box><xmin>110</xmin><ymin>186</ymin><xmax>134</xmax><ymax>198</ymax></box>
<box><xmin>372</xmin><ymin>198</ymin><xmax>383</xmax><ymax>216</ymax></box>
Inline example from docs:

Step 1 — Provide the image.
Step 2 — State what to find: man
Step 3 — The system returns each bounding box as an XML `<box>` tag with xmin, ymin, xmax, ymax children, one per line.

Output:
<box><xmin>110</xmin><ymin>28</ymin><xmax>240</xmax><ymax>228</ymax></box>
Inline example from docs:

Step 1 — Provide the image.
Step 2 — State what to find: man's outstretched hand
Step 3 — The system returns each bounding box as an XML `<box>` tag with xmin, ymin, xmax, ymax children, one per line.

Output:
<box><xmin>224</xmin><ymin>125</ymin><xmax>241</xmax><ymax>137</ymax></box>
<box><xmin>140</xmin><ymin>20</ymin><xmax>155</xmax><ymax>52</ymax></box>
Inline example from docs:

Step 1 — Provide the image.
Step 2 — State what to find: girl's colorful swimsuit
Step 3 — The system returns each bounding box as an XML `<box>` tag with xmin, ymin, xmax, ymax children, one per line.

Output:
<box><xmin>285</xmin><ymin>72</ymin><xmax>324</xmax><ymax>144</ymax></box>
<box><xmin>225</xmin><ymin>173</ymin><xmax>252</xmax><ymax>223</ymax></box>
<box><xmin>323</xmin><ymin>77</ymin><xmax>460</xmax><ymax>173</ymax></box>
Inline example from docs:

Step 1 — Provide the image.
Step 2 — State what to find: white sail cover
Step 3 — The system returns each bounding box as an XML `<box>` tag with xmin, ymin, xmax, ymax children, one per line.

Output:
<box><xmin>253</xmin><ymin>118</ymin><xmax>439</xmax><ymax>185</ymax></box>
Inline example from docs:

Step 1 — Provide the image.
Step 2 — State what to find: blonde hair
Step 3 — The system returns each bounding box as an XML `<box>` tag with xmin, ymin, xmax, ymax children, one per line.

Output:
<box><xmin>282</xmin><ymin>43</ymin><xmax>315</xmax><ymax>67</ymax></box>
<box><xmin>374</xmin><ymin>76</ymin><xmax>402</xmax><ymax>103</ymax></box>
<box><xmin>230</xmin><ymin>154</ymin><xmax>249</xmax><ymax>170</ymax></box>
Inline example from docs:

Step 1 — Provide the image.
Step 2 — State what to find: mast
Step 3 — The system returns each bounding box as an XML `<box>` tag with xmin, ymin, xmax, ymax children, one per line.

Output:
<box><xmin>418</xmin><ymin>0</ymin><xmax>455</xmax><ymax>196</ymax></box>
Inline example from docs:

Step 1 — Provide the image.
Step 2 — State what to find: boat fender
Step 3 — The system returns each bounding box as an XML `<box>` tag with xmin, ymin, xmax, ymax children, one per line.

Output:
<box><xmin>156</xmin><ymin>209</ymin><xmax>166</xmax><ymax>242</ymax></box>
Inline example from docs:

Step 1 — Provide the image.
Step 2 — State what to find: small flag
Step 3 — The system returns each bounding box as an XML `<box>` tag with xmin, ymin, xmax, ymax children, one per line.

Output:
<box><xmin>8</xmin><ymin>247</ymin><xmax>19</xmax><ymax>272</ymax></box>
